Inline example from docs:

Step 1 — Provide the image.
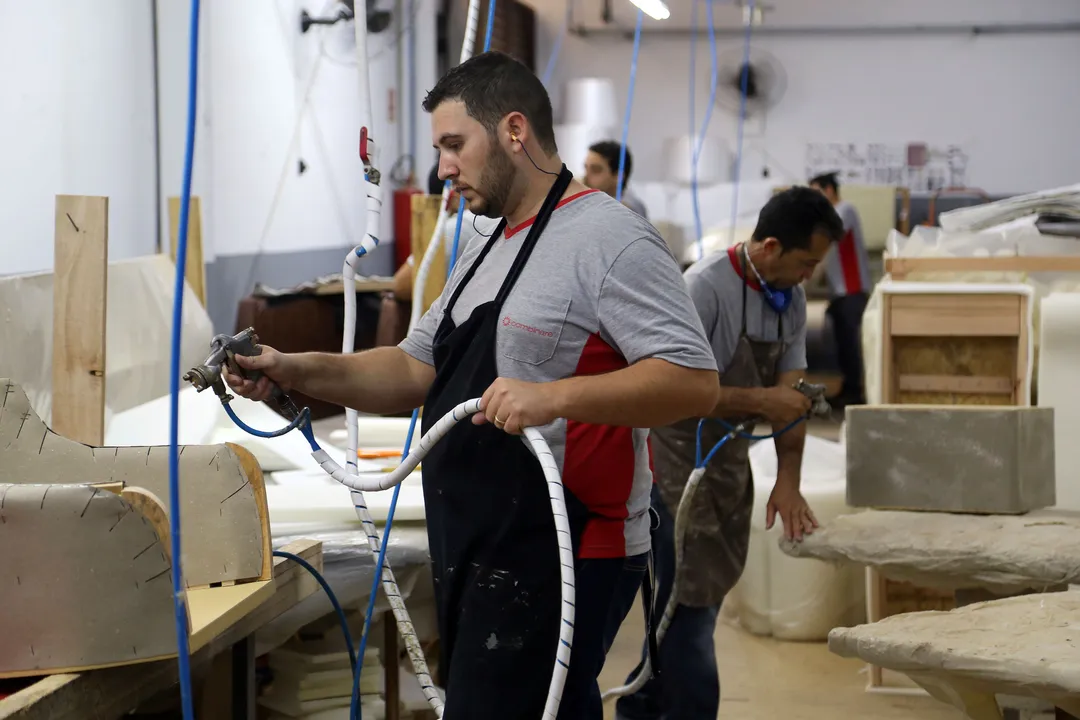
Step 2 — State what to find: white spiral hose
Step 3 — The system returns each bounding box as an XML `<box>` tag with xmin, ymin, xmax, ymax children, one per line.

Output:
<box><xmin>315</xmin><ymin>400</ymin><xmax>576</xmax><ymax>719</ymax></box>
<box><xmin>336</xmin><ymin>3</ymin><xmax>489</xmax><ymax>715</ymax></box>
<box><xmin>601</xmin><ymin>466</ymin><xmax>706</xmax><ymax>701</ymax></box>
<box><xmin>340</xmin><ymin>158</ymin><xmax>447</xmax><ymax>712</ymax></box>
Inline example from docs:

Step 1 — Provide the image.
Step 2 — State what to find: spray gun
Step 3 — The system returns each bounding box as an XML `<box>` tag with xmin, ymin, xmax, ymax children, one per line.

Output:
<box><xmin>793</xmin><ymin>378</ymin><xmax>832</xmax><ymax>419</ymax></box>
<box><xmin>183</xmin><ymin>327</ymin><xmax>301</xmax><ymax>421</ymax></box>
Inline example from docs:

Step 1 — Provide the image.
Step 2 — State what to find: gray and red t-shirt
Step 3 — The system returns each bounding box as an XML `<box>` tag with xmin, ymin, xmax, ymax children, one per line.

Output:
<box><xmin>823</xmin><ymin>200</ymin><xmax>872</xmax><ymax>297</ymax></box>
<box><xmin>400</xmin><ymin>189</ymin><xmax>717</xmax><ymax>559</ymax></box>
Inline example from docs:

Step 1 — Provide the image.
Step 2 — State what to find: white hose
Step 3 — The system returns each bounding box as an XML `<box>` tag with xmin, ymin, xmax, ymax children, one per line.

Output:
<box><xmin>337</xmin><ymin>2</ymin><xmax>445</xmax><ymax>709</ymax></box>
<box><xmin>335</xmin><ymin>3</ymin><xmax>486</xmax><ymax>713</ymax></box>
<box><xmin>315</xmin><ymin>400</ymin><xmax>576</xmax><ymax>719</ymax></box>
<box><xmin>601</xmin><ymin>466</ymin><xmax>706</xmax><ymax>701</ymax></box>
<box><xmin>341</xmin><ymin>173</ymin><xmax>446</xmax><ymax>712</ymax></box>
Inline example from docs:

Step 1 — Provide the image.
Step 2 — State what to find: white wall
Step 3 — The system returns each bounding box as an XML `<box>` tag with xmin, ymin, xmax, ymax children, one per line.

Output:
<box><xmin>0</xmin><ymin>0</ymin><xmax>435</xmax><ymax>283</ymax></box>
<box><xmin>535</xmin><ymin>0</ymin><xmax>1080</xmax><ymax>197</ymax></box>
<box><xmin>0</xmin><ymin>1</ymin><xmax>158</xmax><ymax>276</ymax></box>
<box><xmin>157</xmin><ymin>0</ymin><xmax>438</xmax><ymax>273</ymax></box>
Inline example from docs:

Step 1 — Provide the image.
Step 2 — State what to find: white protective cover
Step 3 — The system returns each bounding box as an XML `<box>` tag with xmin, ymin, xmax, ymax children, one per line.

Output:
<box><xmin>1038</xmin><ymin>293</ymin><xmax>1080</xmax><ymax>511</ymax></box>
<box><xmin>0</xmin><ymin>254</ymin><xmax>213</xmax><ymax>429</ymax></box>
<box><xmin>724</xmin><ymin>434</ymin><xmax>866</xmax><ymax>641</ymax></box>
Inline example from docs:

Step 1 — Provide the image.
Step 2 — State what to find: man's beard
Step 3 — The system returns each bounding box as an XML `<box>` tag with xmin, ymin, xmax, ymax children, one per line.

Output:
<box><xmin>469</xmin><ymin>145</ymin><xmax>517</xmax><ymax>219</ymax></box>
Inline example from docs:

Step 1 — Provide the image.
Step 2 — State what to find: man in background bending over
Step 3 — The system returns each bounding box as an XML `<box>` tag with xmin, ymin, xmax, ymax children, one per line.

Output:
<box><xmin>584</xmin><ymin>140</ymin><xmax>650</xmax><ymax>220</ymax></box>
<box><xmin>809</xmin><ymin>171</ymin><xmax>871</xmax><ymax>408</ymax></box>
<box><xmin>615</xmin><ymin>187</ymin><xmax>844</xmax><ymax>720</ymax></box>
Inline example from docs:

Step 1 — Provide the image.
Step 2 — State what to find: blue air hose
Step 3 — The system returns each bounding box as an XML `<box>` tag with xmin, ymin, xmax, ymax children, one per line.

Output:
<box><xmin>273</xmin><ymin>549</ymin><xmax>357</xmax><ymax>670</ymax></box>
<box><xmin>223</xmin><ymin>403</ymin><xmax>313</xmax><ymax>442</ymax></box>
<box><xmin>694</xmin><ymin>415</ymin><xmax>803</xmax><ymax>469</ymax></box>
<box><xmin>168</xmin><ymin>0</ymin><xmax>201</xmax><ymax>717</ymax></box>
<box><xmin>690</xmin><ymin>0</ymin><xmax>720</xmax><ymax>261</ymax></box>
<box><xmin>540</xmin><ymin>0</ymin><xmax>568</xmax><ymax>88</ymax></box>
<box><xmin>616</xmin><ymin>9</ymin><xmax>644</xmax><ymax>203</ymax></box>
<box><xmin>483</xmin><ymin>0</ymin><xmax>497</xmax><ymax>51</ymax></box>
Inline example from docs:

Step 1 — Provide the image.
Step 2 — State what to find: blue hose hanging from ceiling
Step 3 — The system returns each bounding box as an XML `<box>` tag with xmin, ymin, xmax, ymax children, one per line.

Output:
<box><xmin>616</xmin><ymin>9</ymin><xmax>644</xmax><ymax>202</ymax></box>
<box><xmin>691</xmin><ymin>0</ymin><xmax>720</xmax><ymax>262</ymax></box>
<box><xmin>540</xmin><ymin>0</ymin><xmax>569</xmax><ymax>88</ymax></box>
<box><xmin>169</xmin><ymin>0</ymin><xmax>201</xmax><ymax>718</ymax></box>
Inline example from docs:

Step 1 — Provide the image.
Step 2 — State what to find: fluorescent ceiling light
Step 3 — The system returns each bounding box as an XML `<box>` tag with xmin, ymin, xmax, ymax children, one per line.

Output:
<box><xmin>629</xmin><ymin>0</ymin><xmax>671</xmax><ymax>21</ymax></box>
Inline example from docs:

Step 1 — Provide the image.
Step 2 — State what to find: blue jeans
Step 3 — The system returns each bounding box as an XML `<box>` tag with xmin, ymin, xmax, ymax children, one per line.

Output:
<box><xmin>562</xmin><ymin>550</ymin><xmax>650</xmax><ymax>720</ymax></box>
<box><xmin>615</xmin><ymin>484</ymin><xmax>722</xmax><ymax>720</ymax></box>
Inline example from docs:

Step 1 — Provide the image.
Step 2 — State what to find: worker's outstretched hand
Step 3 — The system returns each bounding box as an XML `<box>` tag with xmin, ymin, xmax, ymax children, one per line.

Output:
<box><xmin>765</xmin><ymin>481</ymin><xmax>819</xmax><ymax>542</ymax></box>
<box><xmin>225</xmin><ymin>346</ymin><xmax>293</xmax><ymax>402</ymax></box>
<box><xmin>474</xmin><ymin>377</ymin><xmax>557</xmax><ymax>435</ymax></box>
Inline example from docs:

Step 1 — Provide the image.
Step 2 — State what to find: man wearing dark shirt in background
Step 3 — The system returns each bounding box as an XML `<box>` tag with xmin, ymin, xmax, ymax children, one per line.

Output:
<box><xmin>809</xmin><ymin>172</ymin><xmax>871</xmax><ymax>408</ymax></box>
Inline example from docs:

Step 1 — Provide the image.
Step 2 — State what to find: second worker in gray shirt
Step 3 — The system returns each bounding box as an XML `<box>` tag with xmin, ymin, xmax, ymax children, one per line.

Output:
<box><xmin>615</xmin><ymin>187</ymin><xmax>845</xmax><ymax>720</ymax></box>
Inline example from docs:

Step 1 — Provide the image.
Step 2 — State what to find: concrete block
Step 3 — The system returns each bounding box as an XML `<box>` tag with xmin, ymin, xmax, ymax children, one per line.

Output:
<box><xmin>845</xmin><ymin>405</ymin><xmax>1055</xmax><ymax>514</ymax></box>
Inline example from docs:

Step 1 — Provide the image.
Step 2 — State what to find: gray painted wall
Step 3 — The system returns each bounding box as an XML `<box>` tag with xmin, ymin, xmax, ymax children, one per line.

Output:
<box><xmin>205</xmin><ymin>243</ymin><xmax>397</xmax><ymax>334</ymax></box>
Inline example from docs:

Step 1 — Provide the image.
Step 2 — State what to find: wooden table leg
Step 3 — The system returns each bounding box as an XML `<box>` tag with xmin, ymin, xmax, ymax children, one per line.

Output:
<box><xmin>384</xmin><ymin>611</ymin><xmax>400</xmax><ymax>720</ymax></box>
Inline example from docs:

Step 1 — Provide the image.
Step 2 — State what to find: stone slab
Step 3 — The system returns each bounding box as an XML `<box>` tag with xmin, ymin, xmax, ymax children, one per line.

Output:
<box><xmin>780</xmin><ymin>508</ymin><xmax>1080</xmax><ymax>592</ymax></box>
<box><xmin>829</xmin><ymin>592</ymin><xmax>1080</xmax><ymax>718</ymax></box>
<box><xmin>845</xmin><ymin>405</ymin><xmax>1055</xmax><ymax>514</ymax></box>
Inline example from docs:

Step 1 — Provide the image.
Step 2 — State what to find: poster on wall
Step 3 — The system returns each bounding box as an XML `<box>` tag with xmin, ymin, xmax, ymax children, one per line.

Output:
<box><xmin>804</xmin><ymin>142</ymin><xmax>969</xmax><ymax>192</ymax></box>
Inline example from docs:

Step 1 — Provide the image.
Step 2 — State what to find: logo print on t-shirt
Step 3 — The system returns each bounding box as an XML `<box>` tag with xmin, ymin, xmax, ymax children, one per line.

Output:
<box><xmin>501</xmin><ymin>315</ymin><xmax>554</xmax><ymax>337</ymax></box>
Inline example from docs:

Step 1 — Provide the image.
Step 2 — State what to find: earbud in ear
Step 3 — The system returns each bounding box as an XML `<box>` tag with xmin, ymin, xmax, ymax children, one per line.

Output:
<box><xmin>510</xmin><ymin>133</ymin><xmax>518</xmax><ymax>143</ymax></box>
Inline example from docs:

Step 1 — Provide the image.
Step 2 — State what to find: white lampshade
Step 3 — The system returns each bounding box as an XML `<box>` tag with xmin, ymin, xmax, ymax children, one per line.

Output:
<box><xmin>664</xmin><ymin>135</ymin><xmax>730</xmax><ymax>186</ymax></box>
<box><xmin>562</xmin><ymin>78</ymin><xmax>619</xmax><ymax>127</ymax></box>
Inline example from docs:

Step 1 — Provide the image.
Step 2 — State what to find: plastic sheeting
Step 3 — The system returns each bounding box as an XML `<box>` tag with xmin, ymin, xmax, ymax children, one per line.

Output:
<box><xmin>105</xmin><ymin>384</ymin><xmax>342</xmax><ymax>473</ymax></box>
<box><xmin>723</xmin><ymin>434</ymin><xmax>866</xmax><ymax>641</ymax></box>
<box><xmin>938</xmin><ymin>182</ymin><xmax>1080</xmax><ymax>233</ymax></box>
<box><xmin>0</xmin><ymin>254</ymin><xmax>213</xmax><ymax>428</ymax></box>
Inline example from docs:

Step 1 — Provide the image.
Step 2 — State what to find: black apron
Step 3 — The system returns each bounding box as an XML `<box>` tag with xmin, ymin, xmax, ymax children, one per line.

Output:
<box><xmin>419</xmin><ymin>166</ymin><xmax>592</xmax><ymax>719</ymax></box>
<box><xmin>650</xmin><ymin>244</ymin><xmax>785</xmax><ymax>607</ymax></box>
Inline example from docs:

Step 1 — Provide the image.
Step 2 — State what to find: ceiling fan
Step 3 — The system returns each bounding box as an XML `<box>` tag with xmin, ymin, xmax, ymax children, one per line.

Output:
<box><xmin>300</xmin><ymin>0</ymin><xmax>393</xmax><ymax>35</ymax></box>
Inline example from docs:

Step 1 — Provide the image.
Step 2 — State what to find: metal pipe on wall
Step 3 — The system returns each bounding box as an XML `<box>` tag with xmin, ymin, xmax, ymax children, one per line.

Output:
<box><xmin>570</xmin><ymin>21</ymin><xmax>1080</xmax><ymax>40</ymax></box>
